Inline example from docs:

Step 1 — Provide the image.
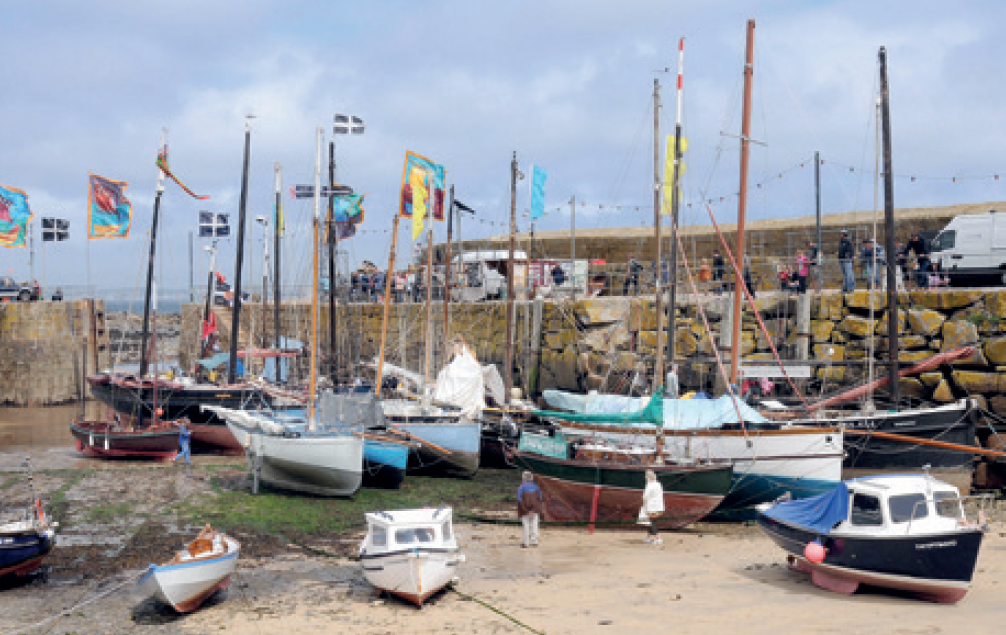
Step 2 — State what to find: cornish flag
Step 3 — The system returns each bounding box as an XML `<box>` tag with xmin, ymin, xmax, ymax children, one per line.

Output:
<box><xmin>199</xmin><ymin>212</ymin><xmax>230</xmax><ymax>238</ymax></box>
<box><xmin>333</xmin><ymin>114</ymin><xmax>364</xmax><ymax>135</ymax></box>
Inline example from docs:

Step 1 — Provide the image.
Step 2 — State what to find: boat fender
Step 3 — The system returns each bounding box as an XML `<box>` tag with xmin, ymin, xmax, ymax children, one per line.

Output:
<box><xmin>804</xmin><ymin>540</ymin><xmax>826</xmax><ymax>564</ymax></box>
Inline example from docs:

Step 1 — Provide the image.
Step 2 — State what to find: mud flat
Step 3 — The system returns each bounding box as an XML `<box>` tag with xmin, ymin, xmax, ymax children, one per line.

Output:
<box><xmin>0</xmin><ymin>448</ymin><xmax>1004</xmax><ymax>635</ymax></box>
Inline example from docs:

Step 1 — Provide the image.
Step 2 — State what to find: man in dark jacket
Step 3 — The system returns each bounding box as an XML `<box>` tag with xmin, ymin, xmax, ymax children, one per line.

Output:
<box><xmin>712</xmin><ymin>249</ymin><xmax>725</xmax><ymax>295</ymax></box>
<box><xmin>517</xmin><ymin>471</ymin><xmax>544</xmax><ymax>547</ymax></box>
<box><xmin>906</xmin><ymin>232</ymin><xmax>930</xmax><ymax>287</ymax></box>
<box><xmin>623</xmin><ymin>254</ymin><xmax>643</xmax><ymax>295</ymax></box>
<box><xmin>838</xmin><ymin>230</ymin><xmax>855</xmax><ymax>292</ymax></box>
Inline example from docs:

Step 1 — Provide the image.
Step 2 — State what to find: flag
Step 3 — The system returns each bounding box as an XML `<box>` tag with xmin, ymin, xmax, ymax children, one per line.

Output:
<box><xmin>409</xmin><ymin>169</ymin><xmax>429</xmax><ymax>240</ymax></box>
<box><xmin>529</xmin><ymin>165</ymin><xmax>547</xmax><ymax>220</ymax></box>
<box><xmin>399</xmin><ymin>150</ymin><xmax>445</xmax><ymax>220</ymax></box>
<box><xmin>333</xmin><ymin>114</ymin><xmax>365</xmax><ymax>135</ymax></box>
<box><xmin>201</xmin><ymin>311</ymin><xmax>217</xmax><ymax>341</ymax></box>
<box><xmin>198</xmin><ymin>211</ymin><xmax>230</xmax><ymax>238</ymax></box>
<box><xmin>157</xmin><ymin>146</ymin><xmax>210</xmax><ymax>200</ymax></box>
<box><xmin>0</xmin><ymin>184</ymin><xmax>32</xmax><ymax>248</ymax></box>
<box><xmin>326</xmin><ymin>194</ymin><xmax>365</xmax><ymax>241</ymax></box>
<box><xmin>662</xmin><ymin>135</ymin><xmax>687</xmax><ymax>214</ymax></box>
<box><xmin>87</xmin><ymin>174</ymin><xmax>132</xmax><ymax>238</ymax></box>
<box><xmin>42</xmin><ymin>218</ymin><xmax>70</xmax><ymax>241</ymax></box>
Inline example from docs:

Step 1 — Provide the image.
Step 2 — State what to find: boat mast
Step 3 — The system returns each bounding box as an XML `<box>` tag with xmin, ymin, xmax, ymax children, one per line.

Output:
<box><xmin>879</xmin><ymin>46</ymin><xmax>899</xmax><ymax>409</ymax></box>
<box><xmin>228</xmin><ymin>118</ymin><xmax>253</xmax><ymax>385</ymax></box>
<box><xmin>138</xmin><ymin>132</ymin><xmax>167</xmax><ymax>381</ymax></box>
<box><xmin>504</xmin><ymin>151</ymin><xmax>517</xmax><ymax>405</ymax></box>
<box><xmin>200</xmin><ymin>243</ymin><xmax>217</xmax><ymax>359</ymax></box>
<box><xmin>667</xmin><ymin>37</ymin><xmax>685</xmax><ymax>371</ymax></box>
<box><xmin>423</xmin><ymin>169</ymin><xmax>435</xmax><ymax>395</ymax></box>
<box><xmin>652</xmin><ymin>77</ymin><xmax>665</xmax><ymax>393</ymax></box>
<box><xmin>327</xmin><ymin>141</ymin><xmax>338</xmax><ymax>384</ymax></box>
<box><xmin>729</xmin><ymin>18</ymin><xmax>755</xmax><ymax>386</ymax></box>
<box><xmin>375</xmin><ymin>212</ymin><xmax>401</xmax><ymax>397</ymax></box>
<box><xmin>274</xmin><ymin>163</ymin><xmax>283</xmax><ymax>384</ymax></box>
<box><xmin>308</xmin><ymin>127</ymin><xmax>323</xmax><ymax>425</ymax></box>
<box><xmin>443</xmin><ymin>185</ymin><xmax>455</xmax><ymax>345</ymax></box>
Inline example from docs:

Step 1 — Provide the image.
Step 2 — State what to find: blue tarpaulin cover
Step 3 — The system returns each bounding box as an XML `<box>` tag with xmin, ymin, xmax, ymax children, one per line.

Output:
<box><xmin>760</xmin><ymin>482</ymin><xmax>849</xmax><ymax>535</ymax></box>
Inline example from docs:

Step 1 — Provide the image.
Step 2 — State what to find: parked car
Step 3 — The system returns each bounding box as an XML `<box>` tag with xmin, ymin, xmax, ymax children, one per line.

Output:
<box><xmin>0</xmin><ymin>276</ymin><xmax>40</xmax><ymax>302</ymax></box>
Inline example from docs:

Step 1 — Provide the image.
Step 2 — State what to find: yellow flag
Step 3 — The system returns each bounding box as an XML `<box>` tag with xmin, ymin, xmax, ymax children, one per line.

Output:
<box><xmin>662</xmin><ymin>136</ymin><xmax>688</xmax><ymax>214</ymax></box>
<box><xmin>410</xmin><ymin>167</ymin><xmax>429</xmax><ymax>240</ymax></box>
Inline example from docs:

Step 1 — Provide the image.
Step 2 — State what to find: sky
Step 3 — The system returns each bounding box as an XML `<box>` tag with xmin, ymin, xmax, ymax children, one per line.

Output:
<box><xmin>2</xmin><ymin>0</ymin><xmax>1005</xmax><ymax>299</ymax></box>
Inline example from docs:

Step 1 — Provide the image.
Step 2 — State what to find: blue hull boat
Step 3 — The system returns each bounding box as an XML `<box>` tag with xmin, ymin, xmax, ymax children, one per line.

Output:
<box><xmin>363</xmin><ymin>437</ymin><xmax>409</xmax><ymax>489</ymax></box>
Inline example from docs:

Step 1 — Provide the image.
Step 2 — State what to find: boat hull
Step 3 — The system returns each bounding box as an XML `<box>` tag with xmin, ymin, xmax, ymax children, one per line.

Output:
<box><xmin>515</xmin><ymin>452</ymin><xmax>731</xmax><ymax>529</ymax></box>
<box><xmin>227</xmin><ymin>421</ymin><xmax>363</xmax><ymax>497</ymax></box>
<box><xmin>757</xmin><ymin>513</ymin><xmax>984</xmax><ymax>603</ymax></box>
<box><xmin>0</xmin><ymin>529</ymin><xmax>55</xmax><ymax>578</ymax></box>
<box><xmin>139</xmin><ymin>541</ymin><xmax>239</xmax><ymax>613</ymax></box>
<box><xmin>386</xmin><ymin>412</ymin><xmax>481</xmax><ymax>478</ymax></box>
<box><xmin>360</xmin><ymin>549</ymin><xmax>462</xmax><ymax>607</ymax></box>
<box><xmin>70</xmin><ymin>420</ymin><xmax>180</xmax><ymax>460</ymax></box>
<box><xmin>363</xmin><ymin>438</ymin><xmax>408</xmax><ymax>489</ymax></box>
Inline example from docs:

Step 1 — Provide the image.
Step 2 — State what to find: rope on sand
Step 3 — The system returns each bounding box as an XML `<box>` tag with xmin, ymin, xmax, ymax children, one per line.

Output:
<box><xmin>2</xmin><ymin>570</ymin><xmax>145</xmax><ymax>635</ymax></box>
<box><xmin>448</xmin><ymin>585</ymin><xmax>547</xmax><ymax>635</ymax></box>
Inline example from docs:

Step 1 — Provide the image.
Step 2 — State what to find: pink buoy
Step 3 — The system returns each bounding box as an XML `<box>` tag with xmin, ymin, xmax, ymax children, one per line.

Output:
<box><xmin>804</xmin><ymin>540</ymin><xmax>826</xmax><ymax>564</ymax></box>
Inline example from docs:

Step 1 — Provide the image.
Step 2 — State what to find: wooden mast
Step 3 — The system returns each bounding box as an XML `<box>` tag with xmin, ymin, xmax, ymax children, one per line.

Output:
<box><xmin>423</xmin><ymin>169</ymin><xmax>435</xmax><ymax>394</ymax></box>
<box><xmin>504</xmin><ymin>151</ymin><xmax>517</xmax><ymax>405</ymax></box>
<box><xmin>307</xmin><ymin>127</ymin><xmax>323</xmax><ymax>425</ymax></box>
<box><xmin>879</xmin><ymin>46</ymin><xmax>900</xmax><ymax>409</ymax></box>
<box><xmin>729</xmin><ymin>18</ymin><xmax>755</xmax><ymax>386</ymax></box>
<box><xmin>375</xmin><ymin>213</ymin><xmax>401</xmax><ymax>397</ymax></box>
<box><xmin>652</xmin><ymin>77</ymin><xmax>664</xmax><ymax>393</ymax></box>
<box><xmin>442</xmin><ymin>185</ymin><xmax>455</xmax><ymax>345</ymax></box>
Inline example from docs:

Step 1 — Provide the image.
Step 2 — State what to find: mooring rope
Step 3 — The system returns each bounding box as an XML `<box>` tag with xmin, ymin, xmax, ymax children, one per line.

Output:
<box><xmin>448</xmin><ymin>585</ymin><xmax>548</xmax><ymax>635</ymax></box>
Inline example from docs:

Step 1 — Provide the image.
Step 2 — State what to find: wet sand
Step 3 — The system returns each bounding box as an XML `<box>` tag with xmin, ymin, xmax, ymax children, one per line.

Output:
<box><xmin>1</xmin><ymin>417</ymin><xmax>1005</xmax><ymax>635</ymax></box>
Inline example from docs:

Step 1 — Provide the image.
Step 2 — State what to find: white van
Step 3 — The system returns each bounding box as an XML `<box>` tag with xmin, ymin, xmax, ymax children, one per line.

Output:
<box><xmin>929</xmin><ymin>210</ymin><xmax>1006</xmax><ymax>286</ymax></box>
<box><xmin>451</xmin><ymin>250</ymin><xmax>527</xmax><ymax>302</ymax></box>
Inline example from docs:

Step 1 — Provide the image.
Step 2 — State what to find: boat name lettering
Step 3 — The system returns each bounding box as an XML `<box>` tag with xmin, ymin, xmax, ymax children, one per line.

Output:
<box><xmin>915</xmin><ymin>540</ymin><xmax>956</xmax><ymax>550</ymax></box>
<box><xmin>893</xmin><ymin>421</ymin><xmax>917</xmax><ymax>428</ymax></box>
<box><xmin>847</xmin><ymin>420</ymin><xmax>876</xmax><ymax>429</ymax></box>
<box><xmin>0</xmin><ymin>537</ymin><xmax>13</xmax><ymax>544</ymax></box>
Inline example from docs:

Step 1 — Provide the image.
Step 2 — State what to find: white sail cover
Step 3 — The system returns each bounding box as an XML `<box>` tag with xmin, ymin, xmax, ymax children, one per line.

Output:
<box><xmin>541</xmin><ymin>390</ymin><xmax>768</xmax><ymax>430</ymax></box>
<box><xmin>433</xmin><ymin>350</ymin><xmax>486</xmax><ymax>418</ymax></box>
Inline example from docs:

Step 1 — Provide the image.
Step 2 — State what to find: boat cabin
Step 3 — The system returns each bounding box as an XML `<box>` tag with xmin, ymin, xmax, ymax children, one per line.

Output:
<box><xmin>362</xmin><ymin>507</ymin><xmax>456</xmax><ymax>554</ymax></box>
<box><xmin>836</xmin><ymin>475</ymin><xmax>968</xmax><ymax>537</ymax></box>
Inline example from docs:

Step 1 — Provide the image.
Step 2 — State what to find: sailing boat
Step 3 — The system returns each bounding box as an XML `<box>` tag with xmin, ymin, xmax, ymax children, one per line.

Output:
<box><xmin>0</xmin><ymin>459</ymin><xmax>57</xmax><ymax>580</ymax></box>
<box><xmin>752</xmin><ymin>48</ymin><xmax>978</xmax><ymax>489</ymax></box>
<box><xmin>532</xmin><ymin>28</ymin><xmax>844</xmax><ymax>518</ymax></box>
<box><xmin>373</xmin><ymin>154</ymin><xmax>482</xmax><ymax>478</ymax></box>
<box><xmin>206</xmin><ymin>126</ymin><xmax>364</xmax><ymax>497</ymax></box>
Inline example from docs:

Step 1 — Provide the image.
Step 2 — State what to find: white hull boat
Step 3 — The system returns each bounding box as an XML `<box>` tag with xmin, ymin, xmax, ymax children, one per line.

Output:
<box><xmin>139</xmin><ymin>525</ymin><xmax>240</xmax><ymax>613</ymax></box>
<box><xmin>206</xmin><ymin>405</ymin><xmax>364</xmax><ymax>497</ymax></box>
<box><xmin>359</xmin><ymin>507</ymin><xmax>464</xmax><ymax>607</ymax></box>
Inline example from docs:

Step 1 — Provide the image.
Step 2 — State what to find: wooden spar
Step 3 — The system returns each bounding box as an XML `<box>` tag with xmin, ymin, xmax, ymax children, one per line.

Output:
<box><xmin>879</xmin><ymin>46</ymin><xmax>899</xmax><ymax>408</ymax></box>
<box><xmin>504</xmin><ymin>151</ymin><xmax>517</xmax><ymax>405</ymax></box>
<box><xmin>353</xmin><ymin>431</ymin><xmax>420</xmax><ymax>448</ymax></box>
<box><xmin>375</xmin><ymin>213</ymin><xmax>401</xmax><ymax>397</ymax></box>
<box><xmin>729</xmin><ymin>18</ymin><xmax>755</xmax><ymax>386</ymax></box>
<box><xmin>307</xmin><ymin>127</ymin><xmax>323</xmax><ymax>426</ymax></box>
<box><xmin>228</xmin><ymin>120</ymin><xmax>253</xmax><ymax>385</ymax></box>
<box><xmin>381</xmin><ymin>426</ymin><xmax>454</xmax><ymax>456</ymax></box>
<box><xmin>844</xmin><ymin>428</ymin><xmax>1006</xmax><ymax>459</ymax></box>
<box><xmin>443</xmin><ymin>185</ymin><xmax>455</xmax><ymax>344</ymax></box>
<box><xmin>808</xmin><ymin>346</ymin><xmax>976</xmax><ymax>412</ymax></box>
<box><xmin>652</xmin><ymin>78</ymin><xmax>664</xmax><ymax>392</ymax></box>
<box><xmin>327</xmin><ymin>141</ymin><xmax>338</xmax><ymax>383</ymax></box>
<box><xmin>273</xmin><ymin>163</ymin><xmax>282</xmax><ymax>384</ymax></box>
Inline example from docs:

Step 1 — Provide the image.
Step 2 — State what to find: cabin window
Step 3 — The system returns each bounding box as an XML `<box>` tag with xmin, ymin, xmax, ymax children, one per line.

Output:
<box><xmin>888</xmin><ymin>494</ymin><xmax>928</xmax><ymax>523</ymax></box>
<box><xmin>442</xmin><ymin>521</ymin><xmax>452</xmax><ymax>541</ymax></box>
<box><xmin>850</xmin><ymin>493</ymin><xmax>884</xmax><ymax>526</ymax></box>
<box><xmin>930</xmin><ymin>230</ymin><xmax>955</xmax><ymax>252</ymax></box>
<box><xmin>934</xmin><ymin>491</ymin><xmax>963</xmax><ymax>520</ymax></box>
<box><xmin>394</xmin><ymin>527</ymin><xmax>435</xmax><ymax>545</ymax></box>
<box><xmin>371</xmin><ymin>525</ymin><xmax>387</xmax><ymax>547</ymax></box>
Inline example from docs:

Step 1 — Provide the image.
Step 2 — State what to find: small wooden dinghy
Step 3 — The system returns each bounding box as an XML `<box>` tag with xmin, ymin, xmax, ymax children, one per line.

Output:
<box><xmin>0</xmin><ymin>500</ymin><xmax>56</xmax><ymax>579</ymax></box>
<box><xmin>359</xmin><ymin>506</ymin><xmax>465</xmax><ymax>607</ymax></box>
<box><xmin>139</xmin><ymin>525</ymin><xmax>239</xmax><ymax>613</ymax></box>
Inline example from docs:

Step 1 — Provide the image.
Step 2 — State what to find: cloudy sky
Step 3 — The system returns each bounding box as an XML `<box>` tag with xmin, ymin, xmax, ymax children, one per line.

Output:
<box><xmin>3</xmin><ymin>0</ymin><xmax>1004</xmax><ymax>299</ymax></box>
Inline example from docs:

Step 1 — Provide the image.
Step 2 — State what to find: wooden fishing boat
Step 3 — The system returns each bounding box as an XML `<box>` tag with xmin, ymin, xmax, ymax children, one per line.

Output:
<box><xmin>359</xmin><ymin>507</ymin><xmax>464</xmax><ymax>607</ymax></box>
<box><xmin>1</xmin><ymin>462</ymin><xmax>57</xmax><ymax>580</ymax></box>
<box><xmin>513</xmin><ymin>433</ymin><xmax>733</xmax><ymax>530</ymax></box>
<box><xmin>70</xmin><ymin>418</ymin><xmax>181</xmax><ymax>460</ymax></box>
<box><xmin>362</xmin><ymin>435</ymin><xmax>410</xmax><ymax>489</ymax></box>
<box><xmin>382</xmin><ymin>399</ymin><xmax>481</xmax><ymax>477</ymax></box>
<box><xmin>139</xmin><ymin>524</ymin><xmax>240</xmax><ymax>612</ymax></box>
<box><xmin>757</xmin><ymin>473</ymin><xmax>991</xmax><ymax>603</ymax></box>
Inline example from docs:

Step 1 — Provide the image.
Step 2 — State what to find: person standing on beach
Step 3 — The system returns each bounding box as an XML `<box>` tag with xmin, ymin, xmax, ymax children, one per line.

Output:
<box><xmin>624</xmin><ymin>254</ymin><xmax>642</xmax><ymax>295</ymax></box>
<box><xmin>173</xmin><ymin>420</ymin><xmax>192</xmax><ymax>465</ymax></box>
<box><xmin>517</xmin><ymin>471</ymin><xmax>543</xmax><ymax>548</ymax></box>
<box><xmin>642</xmin><ymin>470</ymin><xmax>664</xmax><ymax>545</ymax></box>
<box><xmin>711</xmin><ymin>250</ymin><xmax>725</xmax><ymax>294</ymax></box>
